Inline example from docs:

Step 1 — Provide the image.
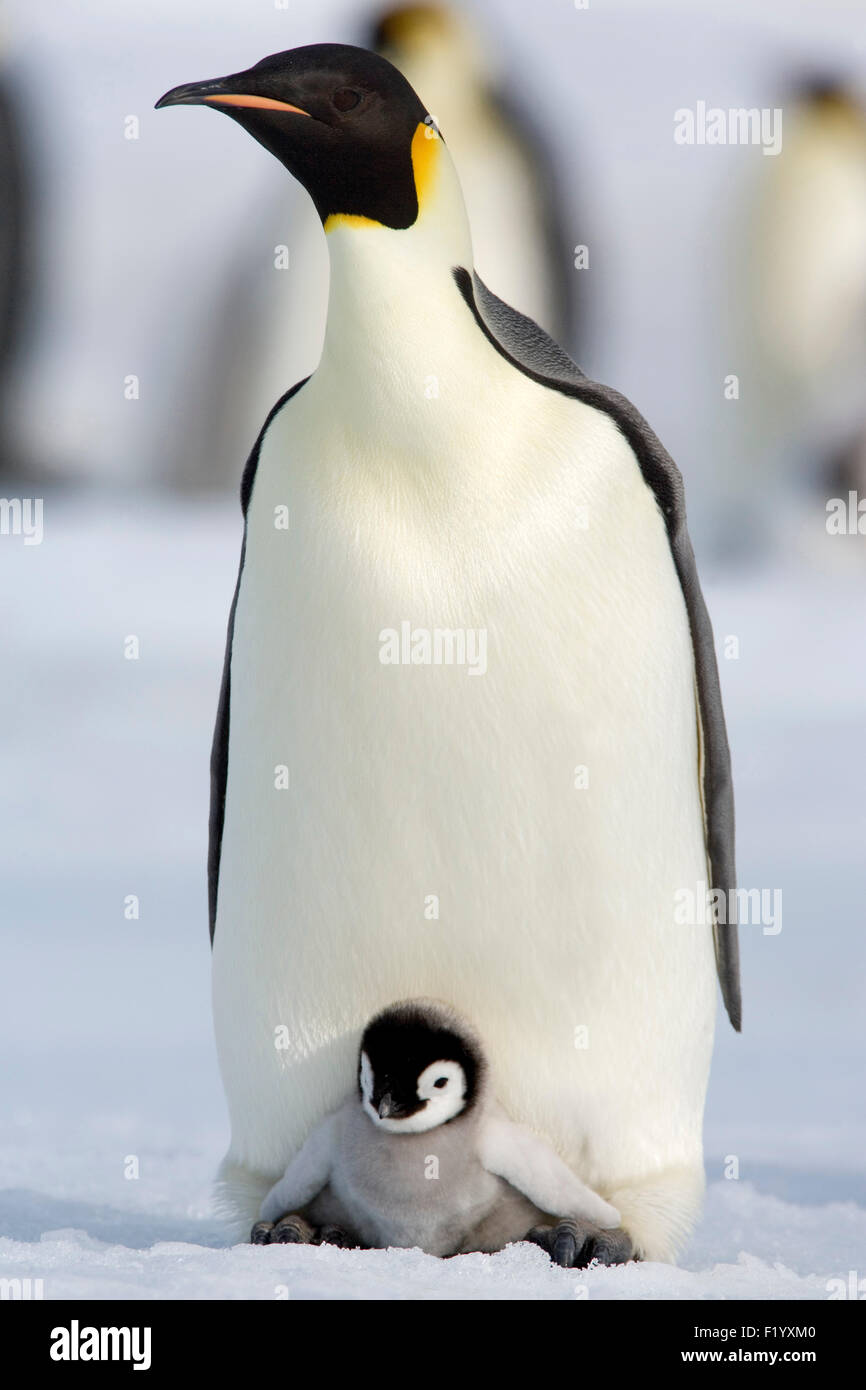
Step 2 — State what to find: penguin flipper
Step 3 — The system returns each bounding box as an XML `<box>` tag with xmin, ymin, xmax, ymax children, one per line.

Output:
<box><xmin>208</xmin><ymin>376</ymin><xmax>311</xmax><ymax>942</ymax></box>
<box><xmin>479</xmin><ymin>1110</ymin><xmax>620</xmax><ymax>1229</ymax></box>
<box><xmin>452</xmin><ymin>269</ymin><xmax>741</xmax><ymax>1032</ymax></box>
<box><xmin>258</xmin><ymin>1111</ymin><xmax>339</xmax><ymax>1224</ymax></box>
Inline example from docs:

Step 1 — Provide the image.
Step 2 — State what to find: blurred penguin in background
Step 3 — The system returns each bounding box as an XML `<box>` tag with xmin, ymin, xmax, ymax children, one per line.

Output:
<box><xmin>372</xmin><ymin>3</ymin><xmax>580</xmax><ymax>351</ymax></box>
<box><xmin>0</xmin><ymin>31</ymin><xmax>32</xmax><ymax>479</ymax></box>
<box><xmin>163</xmin><ymin>181</ymin><xmax>328</xmax><ymax>491</ymax></box>
<box><xmin>736</xmin><ymin>77</ymin><xmax>866</xmax><ymax>552</ymax></box>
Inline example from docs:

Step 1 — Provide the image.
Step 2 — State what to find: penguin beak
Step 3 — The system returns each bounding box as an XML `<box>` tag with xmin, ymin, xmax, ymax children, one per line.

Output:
<box><xmin>377</xmin><ymin>1093</ymin><xmax>396</xmax><ymax>1119</ymax></box>
<box><xmin>155</xmin><ymin>75</ymin><xmax>311</xmax><ymax>118</ymax></box>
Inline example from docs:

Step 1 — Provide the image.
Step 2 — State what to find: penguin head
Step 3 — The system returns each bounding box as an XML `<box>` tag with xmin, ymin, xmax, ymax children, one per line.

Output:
<box><xmin>156</xmin><ymin>43</ymin><xmax>436</xmax><ymax>231</ymax></box>
<box><xmin>358</xmin><ymin>999</ymin><xmax>485</xmax><ymax>1135</ymax></box>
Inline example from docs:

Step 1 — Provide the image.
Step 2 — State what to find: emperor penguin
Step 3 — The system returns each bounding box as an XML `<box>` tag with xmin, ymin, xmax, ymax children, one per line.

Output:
<box><xmin>251</xmin><ymin>998</ymin><xmax>625</xmax><ymax>1264</ymax></box>
<box><xmin>156</xmin><ymin>43</ymin><xmax>739</xmax><ymax>1265</ymax></box>
<box><xmin>734</xmin><ymin>77</ymin><xmax>866</xmax><ymax>546</ymax></box>
<box><xmin>0</xmin><ymin>33</ymin><xmax>31</xmax><ymax>478</ymax></box>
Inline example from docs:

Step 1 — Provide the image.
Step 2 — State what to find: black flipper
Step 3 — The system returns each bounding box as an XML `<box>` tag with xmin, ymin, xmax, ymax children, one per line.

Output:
<box><xmin>208</xmin><ymin>377</ymin><xmax>311</xmax><ymax>943</ymax></box>
<box><xmin>454</xmin><ymin>268</ymin><xmax>741</xmax><ymax>1031</ymax></box>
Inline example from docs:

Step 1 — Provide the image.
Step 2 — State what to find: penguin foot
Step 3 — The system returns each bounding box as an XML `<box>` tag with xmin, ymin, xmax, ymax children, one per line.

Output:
<box><xmin>313</xmin><ymin>1224</ymin><xmax>359</xmax><ymax>1249</ymax></box>
<box><xmin>250</xmin><ymin>1214</ymin><xmax>362</xmax><ymax>1248</ymax></box>
<box><xmin>250</xmin><ymin>1213</ymin><xmax>317</xmax><ymax>1245</ymax></box>
<box><xmin>525</xmin><ymin>1218</ymin><xmax>634</xmax><ymax>1268</ymax></box>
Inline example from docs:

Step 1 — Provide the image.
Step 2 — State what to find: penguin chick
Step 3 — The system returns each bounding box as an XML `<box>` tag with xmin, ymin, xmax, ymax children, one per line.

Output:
<box><xmin>252</xmin><ymin>999</ymin><xmax>626</xmax><ymax>1265</ymax></box>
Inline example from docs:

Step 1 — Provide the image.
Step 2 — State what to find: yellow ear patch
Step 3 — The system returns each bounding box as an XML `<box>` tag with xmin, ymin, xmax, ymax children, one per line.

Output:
<box><xmin>323</xmin><ymin>121</ymin><xmax>440</xmax><ymax>234</ymax></box>
<box><xmin>411</xmin><ymin>120</ymin><xmax>440</xmax><ymax>209</ymax></box>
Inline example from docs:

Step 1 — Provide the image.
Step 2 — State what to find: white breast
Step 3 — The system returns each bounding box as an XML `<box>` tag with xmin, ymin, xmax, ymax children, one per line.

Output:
<box><xmin>212</xmin><ymin>308</ymin><xmax>715</xmax><ymax>1205</ymax></box>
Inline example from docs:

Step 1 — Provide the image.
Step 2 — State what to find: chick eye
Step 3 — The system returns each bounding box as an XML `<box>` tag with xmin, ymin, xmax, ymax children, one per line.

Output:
<box><xmin>433</xmin><ymin>1077</ymin><xmax>448</xmax><ymax>1089</ymax></box>
<box><xmin>333</xmin><ymin>87</ymin><xmax>362</xmax><ymax>112</ymax></box>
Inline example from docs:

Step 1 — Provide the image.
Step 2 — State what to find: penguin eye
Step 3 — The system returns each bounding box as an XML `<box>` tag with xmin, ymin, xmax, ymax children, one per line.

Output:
<box><xmin>332</xmin><ymin>87</ymin><xmax>362</xmax><ymax>112</ymax></box>
<box><xmin>433</xmin><ymin>1077</ymin><xmax>448</xmax><ymax>1089</ymax></box>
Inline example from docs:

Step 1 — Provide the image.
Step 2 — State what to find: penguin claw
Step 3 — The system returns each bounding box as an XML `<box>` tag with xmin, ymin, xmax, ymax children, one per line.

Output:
<box><xmin>552</xmin><ymin>1220</ymin><xmax>581</xmax><ymax>1268</ymax></box>
<box><xmin>249</xmin><ymin>1212</ymin><xmax>317</xmax><ymax>1245</ymax></box>
<box><xmin>313</xmin><ymin>1224</ymin><xmax>356</xmax><ymax>1249</ymax></box>
<box><xmin>525</xmin><ymin>1218</ymin><xmax>584</xmax><ymax>1268</ymax></box>
<box><xmin>250</xmin><ymin>1214</ymin><xmax>361</xmax><ymax>1248</ymax></box>
<box><xmin>525</xmin><ymin>1218</ymin><xmax>634</xmax><ymax>1269</ymax></box>
<box><xmin>271</xmin><ymin>1213</ymin><xmax>316</xmax><ymax>1244</ymax></box>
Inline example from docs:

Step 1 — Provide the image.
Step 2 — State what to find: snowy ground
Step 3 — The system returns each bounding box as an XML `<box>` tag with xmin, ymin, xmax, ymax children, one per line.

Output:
<box><xmin>1</xmin><ymin>493</ymin><xmax>863</xmax><ymax>1300</ymax></box>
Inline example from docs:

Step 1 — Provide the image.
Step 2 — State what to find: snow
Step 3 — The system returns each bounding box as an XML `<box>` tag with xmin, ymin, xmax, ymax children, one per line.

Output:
<box><xmin>0</xmin><ymin>1203</ymin><xmax>859</xmax><ymax>1302</ymax></box>
<box><xmin>0</xmin><ymin>1169</ymin><xmax>863</xmax><ymax>1300</ymax></box>
<box><xmin>0</xmin><ymin>495</ymin><xmax>863</xmax><ymax>1299</ymax></box>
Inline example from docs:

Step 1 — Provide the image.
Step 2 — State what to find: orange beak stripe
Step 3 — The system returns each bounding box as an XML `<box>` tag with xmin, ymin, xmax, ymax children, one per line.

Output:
<box><xmin>204</xmin><ymin>94</ymin><xmax>311</xmax><ymax>115</ymax></box>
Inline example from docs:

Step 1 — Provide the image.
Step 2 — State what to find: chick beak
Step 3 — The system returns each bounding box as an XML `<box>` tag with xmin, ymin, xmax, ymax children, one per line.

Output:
<box><xmin>377</xmin><ymin>1093</ymin><xmax>396</xmax><ymax>1119</ymax></box>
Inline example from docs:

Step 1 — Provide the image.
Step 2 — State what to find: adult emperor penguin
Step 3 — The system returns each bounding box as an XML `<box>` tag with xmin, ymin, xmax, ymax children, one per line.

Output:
<box><xmin>0</xmin><ymin>34</ymin><xmax>31</xmax><ymax>478</ymax></box>
<box><xmin>736</xmin><ymin>76</ymin><xmax>866</xmax><ymax>538</ymax></box>
<box><xmin>156</xmin><ymin>43</ymin><xmax>739</xmax><ymax>1264</ymax></box>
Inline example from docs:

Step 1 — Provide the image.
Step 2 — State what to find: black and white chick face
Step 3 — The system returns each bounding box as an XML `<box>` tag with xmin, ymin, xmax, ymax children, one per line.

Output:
<box><xmin>358</xmin><ymin>1000</ymin><xmax>484</xmax><ymax>1135</ymax></box>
